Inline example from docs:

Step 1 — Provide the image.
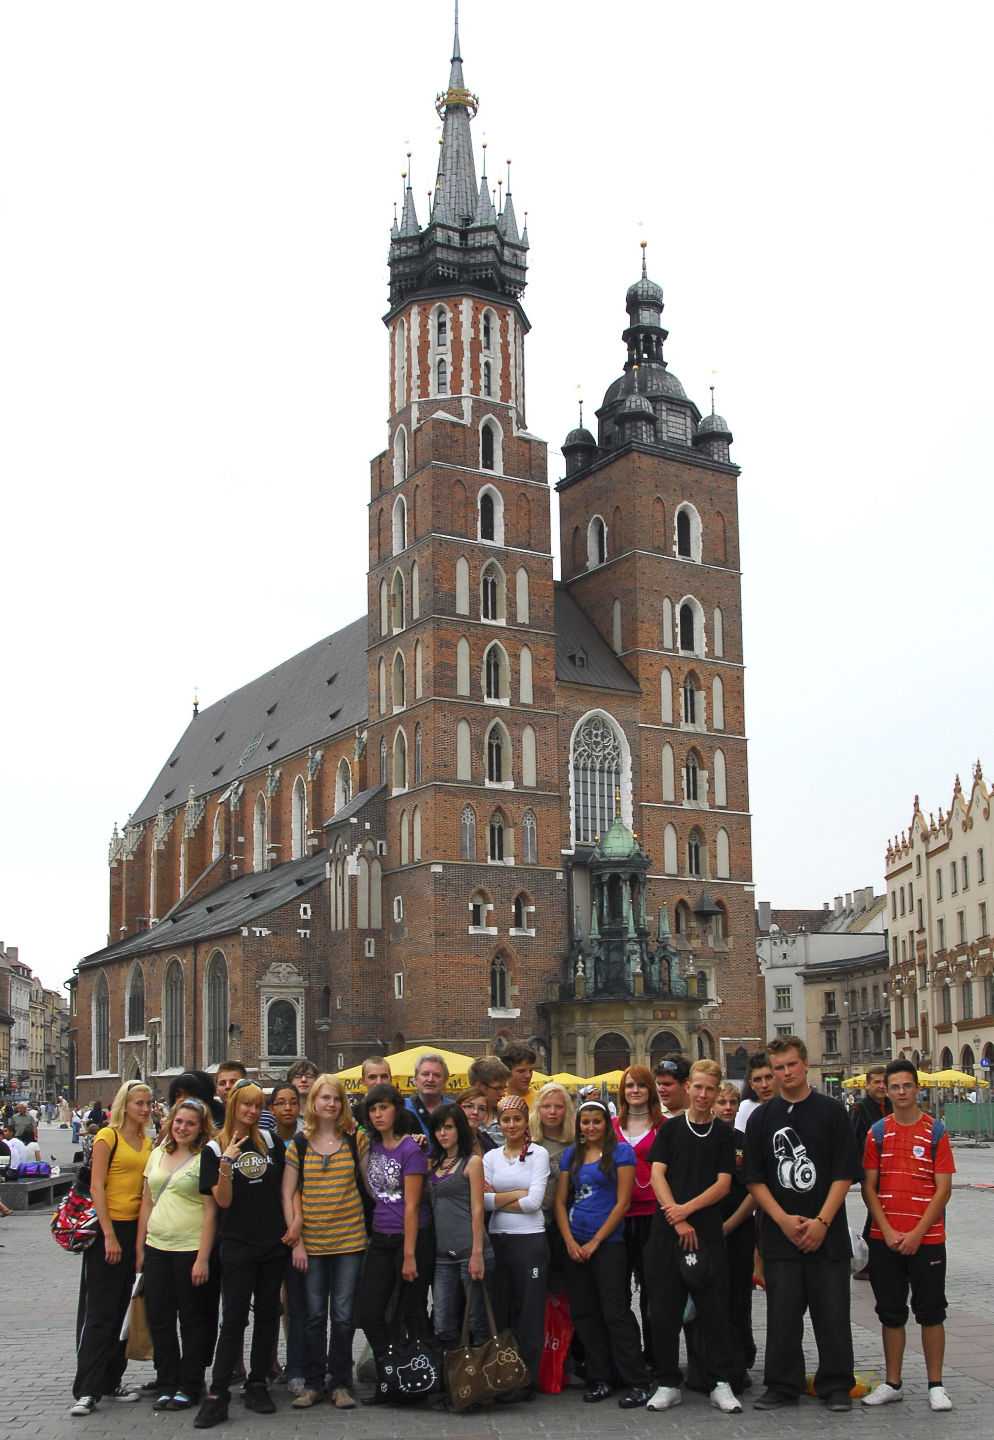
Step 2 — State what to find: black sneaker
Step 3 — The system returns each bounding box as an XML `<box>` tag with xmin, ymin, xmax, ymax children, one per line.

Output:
<box><xmin>243</xmin><ymin>1384</ymin><xmax>276</xmax><ymax>1415</ymax></box>
<box><xmin>825</xmin><ymin>1391</ymin><xmax>852</xmax><ymax>1412</ymax></box>
<box><xmin>753</xmin><ymin>1389</ymin><xmax>798</xmax><ymax>1410</ymax></box>
<box><xmin>194</xmin><ymin>1395</ymin><xmax>229</xmax><ymax>1429</ymax></box>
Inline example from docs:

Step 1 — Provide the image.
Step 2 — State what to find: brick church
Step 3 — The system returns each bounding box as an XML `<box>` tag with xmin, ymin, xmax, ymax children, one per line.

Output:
<box><xmin>70</xmin><ymin>11</ymin><xmax>763</xmax><ymax>1096</ymax></box>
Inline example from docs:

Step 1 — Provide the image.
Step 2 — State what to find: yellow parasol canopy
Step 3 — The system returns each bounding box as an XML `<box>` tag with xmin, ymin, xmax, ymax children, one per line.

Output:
<box><xmin>841</xmin><ymin>1074</ymin><xmax>866</xmax><ymax>1090</ymax></box>
<box><xmin>333</xmin><ymin>1045</ymin><xmax>479</xmax><ymax>1095</ymax></box>
<box><xmin>927</xmin><ymin>1068</ymin><xmax>978</xmax><ymax>1088</ymax></box>
<box><xmin>583</xmin><ymin>1070</ymin><xmax>625</xmax><ymax>1090</ymax></box>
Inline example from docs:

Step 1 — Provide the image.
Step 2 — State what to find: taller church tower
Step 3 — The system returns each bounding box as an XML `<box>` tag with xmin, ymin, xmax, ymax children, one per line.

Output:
<box><xmin>365</xmin><ymin>12</ymin><xmax>561</xmax><ymax>1050</ymax></box>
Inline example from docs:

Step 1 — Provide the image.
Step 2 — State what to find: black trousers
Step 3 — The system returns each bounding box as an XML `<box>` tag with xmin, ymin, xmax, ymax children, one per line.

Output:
<box><xmin>564</xmin><ymin>1240</ymin><xmax>649</xmax><ymax>1388</ymax></box>
<box><xmin>648</xmin><ymin>1218</ymin><xmax>735</xmax><ymax>1389</ymax></box>
<box><xmin>763</xmin><ymin>1255</ymin><xmax>854</xmax><ymax>1398</ymax></box>
<box><xmin>489</xmin><ymin>1230</ymin><xmax>548</xmax><ymax>1393</ymax></box>
<box><xmin>210</xmin><ymin>1245</ymin><xmax>287</xmax><ymax>1400</ymax></box>
<box><xmin>143</xmin><ymin>1245</ymin><xmax>213</xmax><ymax>1396</ymax></box>
<box><xmin>354</xmin><ymin>1228</ymin><xmax>435</xmax><ymax>1357</ymax></box>
<box><xmin>623</xmin><ymin>1213</ymin><xmax>654</xmax><ymax>1362</ymax></box>
<box><xmin>726</xmin><ymin>1216</ymin><xmax>756</xmax><ymax>1375</ymax></box>
<box><xmin>74</xmin><ymin>1219</ymin><xmax>138</xmax><ymax>1400</ymax></box>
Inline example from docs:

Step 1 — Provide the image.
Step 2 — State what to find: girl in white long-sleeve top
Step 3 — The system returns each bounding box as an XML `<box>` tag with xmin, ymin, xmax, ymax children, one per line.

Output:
<box><xmin>482</xmin><ymin>1094</ymin><xmax>550</xmax><ymax>1404</ymax></box>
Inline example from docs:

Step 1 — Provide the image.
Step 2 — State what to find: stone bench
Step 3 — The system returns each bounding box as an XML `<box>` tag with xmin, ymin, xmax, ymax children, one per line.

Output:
<box><xmin>2</xmin><ymin>1170</ymin><xmax>75</xmax><ymax>1211</ymax></box>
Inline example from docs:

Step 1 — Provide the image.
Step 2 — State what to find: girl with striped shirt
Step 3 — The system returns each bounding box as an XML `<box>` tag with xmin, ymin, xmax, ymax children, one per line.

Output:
<box><xmin>282</xmin><ymin>1074</ymin><xmax>369</xmax><ymax>1410</ymax></box>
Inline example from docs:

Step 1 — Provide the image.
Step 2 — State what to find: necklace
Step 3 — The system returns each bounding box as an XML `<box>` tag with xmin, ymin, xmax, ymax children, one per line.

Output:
<box><xmin>684</xmin><ymin>1112</ymin><xmax>714</xmax><ymax>1139</ymax></box>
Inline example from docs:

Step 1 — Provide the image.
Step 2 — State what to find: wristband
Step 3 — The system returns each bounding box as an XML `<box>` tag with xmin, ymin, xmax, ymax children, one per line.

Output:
<box><xmin>815</xmin><ymin>1215</ymin><xmax>829</xmax><ymax>1227</ymax></box>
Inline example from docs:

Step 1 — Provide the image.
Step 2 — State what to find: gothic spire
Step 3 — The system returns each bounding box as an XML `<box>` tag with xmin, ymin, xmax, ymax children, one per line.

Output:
<box><xmin>433</xmin><ymin>0</ymin><xmax>479</xmax><ymax>228</ymax></box>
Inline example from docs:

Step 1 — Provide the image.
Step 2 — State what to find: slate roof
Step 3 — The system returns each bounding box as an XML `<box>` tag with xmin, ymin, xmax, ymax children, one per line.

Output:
<box><xmin>554</xmin><ymin>587</ymin><xmax>641</xmax><ymax>693</ymax></box>
<box><xmin>322</xmin><ymin>783</ymin><xmax>387</xmax><ymax>831</ymax></box>
<box><xmin>82</xmin><ymin>850</ymin><xmax>329</xmax><ymax>966</ymax></box>
<box><xmin>132</xmin><ymin>617</ymin><xmax>369</xmax><ymax>824</ymax></box>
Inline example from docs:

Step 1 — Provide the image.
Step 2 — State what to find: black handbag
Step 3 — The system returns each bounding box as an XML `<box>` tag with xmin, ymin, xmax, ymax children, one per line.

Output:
<box><xmin>443</xmin><ymin>1280</ymin><xmax>530</xmax><ymax>1409</ymax></box>
<box><xmin>373</xmin><ymin>1285</ymin><xmax>444</xmax><ymax>1402</ymax></box>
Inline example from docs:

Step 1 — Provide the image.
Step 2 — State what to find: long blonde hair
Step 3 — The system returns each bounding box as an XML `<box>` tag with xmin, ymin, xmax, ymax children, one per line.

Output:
<box><xmin>219</xmin><ymin>1080</ymin><xmax>265</xmax><ymax>1152</ymax></box>
<box><xmin>303</xmin><ymin>1074</ymin><xmax>355</xmax><ymax>1139</ymax></box>
<box><xmin>528</xmin><ymin>1081</ymin><xmax>576</xmax><ymax>1139</ymax></box>
<box><xmin>108</xmin><ymin>1079</ymin><xmax>152</xmax><ymax>1130</ymax></box>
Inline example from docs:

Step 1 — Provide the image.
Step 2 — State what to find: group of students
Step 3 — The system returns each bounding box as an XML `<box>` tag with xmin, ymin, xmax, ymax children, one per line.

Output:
<box><xmin>69</xmin><ymin>1036</ymin><xmax>955</xmax><ymax>1422</ymax></box>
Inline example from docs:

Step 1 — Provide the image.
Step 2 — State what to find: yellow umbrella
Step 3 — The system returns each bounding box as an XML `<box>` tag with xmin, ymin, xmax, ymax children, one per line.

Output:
<box><xmin>550</xmin><ymin>1072</ymin><xmax>587</xmax><ymax>1090</ymax></box>
<box><xmin>928</xmin><ymin>1069</ymin><xmax>977</xmax><ymax>1088</ymax></box>
<box><xmin>841</xmin><ymin>1074</ymin><xmax>866</xmax><ymax>1090</ymax></box>
<box><xmin>334</xmin><ymin>1045</ymin><xmax>479</xmax><ymax>1095</ymax></box>
<box><xmin>584</xmin><ymin>1070</ymin><xmax>625</xmax><ymax>1090</ymax></box>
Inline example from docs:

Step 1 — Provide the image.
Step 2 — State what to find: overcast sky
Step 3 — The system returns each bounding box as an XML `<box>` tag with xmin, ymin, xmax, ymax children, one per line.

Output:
<box><xmin>3</xmin><ymin>2</ymin><xmax>991</xmax><ymax>992</ymax></box>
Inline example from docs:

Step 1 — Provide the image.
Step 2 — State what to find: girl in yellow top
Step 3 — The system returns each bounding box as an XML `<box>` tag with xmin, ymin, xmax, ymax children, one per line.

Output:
<box><xmin>71</xmin><ymin>1079</ymin><xmax>153</xmax><ymax>1416</ymax></box>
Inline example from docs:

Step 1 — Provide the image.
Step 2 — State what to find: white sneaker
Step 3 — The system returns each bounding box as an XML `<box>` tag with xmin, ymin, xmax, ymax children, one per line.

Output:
<box><xmin>70</xmin><ymin>1397</ymin><xmax>97</xmax><ymax>1417</ymax></box>
<box><xmin>646</xmin><ymin>1385</ymin><xmax>682</xmax><ymax>1411</ymax></box>
<box><xmin>929</xmin><ymin>1386</ymin><xmax>952</xmax><ymax>1411</ymax></box>
<box><xmin>710</xmin><ymin>1383</ymin><xmax>742</xmax><ymax>1414</ymax></box>
<box><xmin>862</xmin><ymin>1382</ymin><xmax>903</xmax><ymax>1406</ymax></box>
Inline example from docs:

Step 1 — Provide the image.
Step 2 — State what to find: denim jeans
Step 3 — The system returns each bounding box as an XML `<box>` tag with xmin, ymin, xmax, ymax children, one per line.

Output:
<box><xmin>282</xmin><ymin>1263</ymin><xmax>307</xmax><ymax>1382</ymax></box>
<box><xmin>302</xmin><ymin>1250</ymin><xmax>364</xmax><ymax>1390</ymax></box>
<box><xmin>431</xmin><ymin>1259</ymin><xmax>495</xmax><ymax>1347</ymax></box>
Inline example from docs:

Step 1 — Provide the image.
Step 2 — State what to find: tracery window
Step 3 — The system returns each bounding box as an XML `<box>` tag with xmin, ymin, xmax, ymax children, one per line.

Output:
<box><xmin>572</xmin><ymin>714</ymin><xmax>624</xmax><ymax>844</ymax></box>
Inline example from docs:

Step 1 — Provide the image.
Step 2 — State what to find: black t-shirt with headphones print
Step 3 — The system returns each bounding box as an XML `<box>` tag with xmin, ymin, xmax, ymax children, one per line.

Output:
<box><xmin>743</xmin><ymin>1090</ymin><xmax>862</xmax><ymax>1262</ymax></box>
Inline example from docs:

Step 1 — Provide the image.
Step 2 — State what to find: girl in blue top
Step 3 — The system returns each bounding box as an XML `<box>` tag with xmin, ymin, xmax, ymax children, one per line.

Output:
<box><xmin>554</xmin><ymin>1101</ymin><xmax>651</xmax><ymax>1408</ymax></box>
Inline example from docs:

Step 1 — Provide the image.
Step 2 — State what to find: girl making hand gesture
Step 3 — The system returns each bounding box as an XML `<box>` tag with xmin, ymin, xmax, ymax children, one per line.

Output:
<box><xmin>194</xmin><ymin>1081</ymin><xmax>289</xmax><ymax>1429</ymax></box>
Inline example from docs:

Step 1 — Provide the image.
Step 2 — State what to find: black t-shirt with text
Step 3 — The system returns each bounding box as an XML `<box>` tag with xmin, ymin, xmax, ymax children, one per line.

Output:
<box><xmin>647</xmin><ymin>1113</ymin><xmax>736</xmax><ymax>1242</ymax></box>
<box><xmin>743</xmin><ymin>1089</ymin><xmax>862</xmax><ymax>1261</ymax></box>
<box><xmin>200</xmin><ymin>1134</ymin><xmax>286</xmax><ymax>1255</ymax></box>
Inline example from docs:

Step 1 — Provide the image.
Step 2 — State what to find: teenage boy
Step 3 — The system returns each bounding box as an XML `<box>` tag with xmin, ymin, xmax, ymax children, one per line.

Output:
<box><xmin>353</xmin><ymin>1056</ymin><xmax>420</xmax><ymax>1135</ymax></box>
<box><xmin>645</xmin><ymin>1059</ymin><xmax>742</xmax><ymax>1415</ymax></box>
<box><xmin>502</xmin><ymin>1042</ymin><xmax>540</xmax><ymax>1104</ymax></box>
<box><xmin>861</xmin><ymin>1058</ymin><xmax>955</xmax><ymax>1412</ymax></box>
<box><xmin>735</xmin><ymin>1052</ymin><xmax>778</xmax><ymax>1131</ymax></box>
<box><xmin>654</xmin><ymin>1054</ymin><xmax>691</xmax><ymax>1117</ymax></box>
<box><xmin>850</xmin><ymin>1064</ymin><xmax>893</xmax><ymax>1277</ymax></box>
<box><xmin>743</xmin><ymin>1036</ymin><xmax>863</xmax><ymax>1412</ymax></box>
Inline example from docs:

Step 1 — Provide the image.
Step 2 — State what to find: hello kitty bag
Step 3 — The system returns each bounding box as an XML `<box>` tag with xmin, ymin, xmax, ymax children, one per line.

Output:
<box><xmin>373</xmin><ymin>1284</ymin><xmax>444</xmax><ymax>1403</ymax></box>
<box><xmin>443</xmin><ymin>1280</ymin><xmax>529</xmax><ymax>1410</ymax></box>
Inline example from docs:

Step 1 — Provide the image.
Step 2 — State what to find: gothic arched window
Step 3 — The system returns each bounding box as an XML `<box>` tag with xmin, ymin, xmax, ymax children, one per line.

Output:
<box><xmin>489</xmin><ymin>811</ymin><xmax>504</xmax><ymax>861</ymax></box>
<box><xmin>461</xmin><ymin>805</ymin><xmax>477</xmax><ymax>860</ymax></box>
<box><xmin>571</xmin><ymin>713</ymin><xmax>625</xmax><ymax>844</ymax></box>
<box><xmin>93</xmin><ymin>972</ymin><xmax>109</xmax><ymax>1071</ymax></box>
<box><xmin>292</xmin><ymin>775</ymin><xmax>307</xmax><ymax>857</ymax></box>
<box><xmin>481</xmin><ymin>422</ymin><xmax>495</xmax><ymax>470</ymax></box>
<box><xmin>126</xmin><ymin>963</ymin><xmax>145</xmax><ymax>1037</ymax></box>
<box><xmin>522</xmin><ymin>808</ymin><xmax>537</xmax><ymax>864</ymax></box>
<box><xmin>480</xmin><ymin>490</ymin><xmax>495</xmax><ymax>540</ymax></box>
<box><xmin>163</xmin><ymin>959</ymin><xmax>184</xmax><ymax>1069</ymax></box>
<box><xmin>204</xmin><ymin>950</ymin><xmax>228</xmax><ymax>1066</ymax></box>
<box><xmin>491</xmin><ymin>953</ymin><xmax>509</xmax><ymax>1009</ymax></box>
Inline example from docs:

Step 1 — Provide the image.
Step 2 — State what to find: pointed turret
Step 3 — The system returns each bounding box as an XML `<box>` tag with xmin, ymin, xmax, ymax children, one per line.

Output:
<box><xmin>432</xmin><ymin>3</ymin><xmax>478</xmax><ymax>227</ymax></box>
<box><xmin>386</xmin><ymin>5</ymin><xmax>528</xmax><ymax>312</ymax></box>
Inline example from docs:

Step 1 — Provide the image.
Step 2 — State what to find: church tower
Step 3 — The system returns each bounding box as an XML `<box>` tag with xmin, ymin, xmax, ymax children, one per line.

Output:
<box><xmin>365</xmin><ymin>11</ymin><xmax>560</xmax><ymax>1050</ymax></box>
<box><xmin>553</xmin><ymin>244</ymin><xmax>757</xmax><ymax>1067</ymax></box>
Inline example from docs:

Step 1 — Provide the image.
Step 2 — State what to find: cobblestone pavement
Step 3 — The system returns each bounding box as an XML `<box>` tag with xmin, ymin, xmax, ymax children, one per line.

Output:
<box><xmin>6</xmin><ymin>1126</ymin><xmax>992</xmax><ymax>1439</ymax></box>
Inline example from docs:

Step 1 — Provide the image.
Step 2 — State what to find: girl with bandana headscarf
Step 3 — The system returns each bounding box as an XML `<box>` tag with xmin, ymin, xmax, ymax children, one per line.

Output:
<box><xmin>481</xmin><ymin>1094</ymin><xmax>550</xmax><ymax>1403</ymax></box>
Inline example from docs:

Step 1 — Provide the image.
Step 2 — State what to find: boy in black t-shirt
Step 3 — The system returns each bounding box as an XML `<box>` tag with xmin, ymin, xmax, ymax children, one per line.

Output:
<box><xmin>645</xmin><ymin>1060</ymin><xmax>742</xmax><ymax>1414</ymax></box>
<box><xmin>743</xmin><ymin>1035</ymin><xmax>863</xmax><ymax>1412</ymax></box>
